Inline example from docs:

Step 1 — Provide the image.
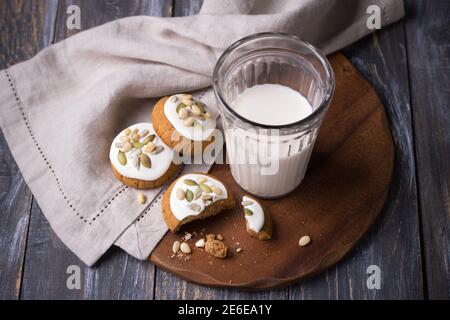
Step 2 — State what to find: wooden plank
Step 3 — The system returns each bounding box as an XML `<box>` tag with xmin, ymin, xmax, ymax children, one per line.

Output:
<box><xmin>19</xmin><ymin>0</ymin><xmax>172</xmax><ymax>300</ymax></box>
<box><xmin>289</xmin><ymin>22</ymin><xmax>424</xmax><ymax>299</ymax></box>
<box><xmin>0</xmin><ymin>0</ymin><xmax>58</xmax><ymax>300</ymax></box>
<box><xmin>404</xmin><ymin>0</ymin><xmax>450</xmax><ymax>300</ymax></box>
<box><xmin>154</xmin><ymin>0</ymin><xmax>288</xmax><ymax>300</ymax></box>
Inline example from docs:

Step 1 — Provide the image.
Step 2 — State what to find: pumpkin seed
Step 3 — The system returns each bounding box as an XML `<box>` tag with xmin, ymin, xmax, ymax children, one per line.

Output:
<box><xmin>121</xmin><ymin>142</ymin><xmax>133</xmax><ymax>153</ymax></box>
<box><xmin>184</xmin><ymin>179</ymin><xmax>198</xmax><ymax>186</ymax></box>
<box><xmin>176</xmin><ymin>188</ymin><xmax>185</xmax><ymax>200</ymax></box>
<box><xmin>187</xmin><ymin>203</ymin><xmax>201</xmax><ymax>211</ymax></box>
<box><xmin>244</xmin><ymin>208</ymin><xmax>253</xmax><ymax>216</ymax></box>
<box><xmin>140</xmin><ymin>153</ymin><xmax>151</xmax><ymax>168</ymax></box>
<box><xmin>176</xmin><ymin>103</ymin><xmax>187</xmax><ymax>113</ymax></box>
<box><xmin>147</xmin><ymin>134</ymin><xmax>156</xmax><ymax>142</ymax></box>
<box><xmin>199</xmin><ymin>183</ymin><xmax>212</xmax><ymax>193</ymax></box>
<box><xmin>211</xmin><ymin>186</ymin><xmax>223</xmax><ymax>195</ymax></box>
<box><xmin>183</xmin><ymin>117</ymin><xmax>195</xmax><ymax>127</ymax></box>
<box><xmin>185</xmin><ymin>189</ymin><xmax>194</xmax><ymax>202</ymax></box>
<box><xmin>142</xmin><ymin>135</ymin><xmax>153</xmax><ymax>145</ymax></box>
<box><xmin>197</xmin><ymin>102</ymin><xmax>206</xmax><ymax>113</ymax></box>
<box><xmin>133</xmin><ymin>142</ymin><xmax>144</xmax><ymax>149</ymax></box>
<box><xmin>118</xmin><ymin>151</ymin><xmax>127</xmax><ymax>166</ymax></box>
<box><xmin>144</xmin><ymin>142</ymin><xmax>156</xmax><ymax>153</ymax></box>
<box><xmin>140</xmin><ymin>129</ymin><xmax>149</xmax><ymax>138</ymax></box>
<box><xmin>182</xmin><ymin>94</ymin><xmax>193</xmax><ymax>100</ymax></box>
<box><xmin>124</xmin><ymin>128</ymin><xmax>131</xmax><ymax>136</ymax></box>
<box><xmin>180</xmin><ymin>242</ymin><xmax>191</xmax><ymax>254</ymax></box>
<box><xmin>241</xmin><ymin>200</ymin><xmax>253</xmax><ymax>206</ymax></box>
<box><xmin>132</xmin><ymin>128</ymin><xmax>139</xmax><ymax>135</ymax></box>
<box><xmin>151</xmin><ymin>145</ymin><xmax>164</xmax><ymax>155</ymax></box>
<box><xmin>193</xmin><ymin>187</ymin><xmax>202</xmax><ymax>200</ymax></box>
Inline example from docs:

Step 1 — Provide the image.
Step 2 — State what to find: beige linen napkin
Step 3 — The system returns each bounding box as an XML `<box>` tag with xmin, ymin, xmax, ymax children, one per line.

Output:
<box><xmin>0</xmin><ymin>0</ymin><xmax>404</xmax><ymax>265</ymax></box>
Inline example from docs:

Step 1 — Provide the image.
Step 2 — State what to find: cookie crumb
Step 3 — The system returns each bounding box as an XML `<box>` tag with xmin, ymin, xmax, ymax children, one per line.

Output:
<box><xmin>216</xmin><ymin>234</ymin><xmax>223</xmax><ymax>240</ymax></box>
<box><xmin>236</xmin><ymin>248</ymin><xmax>243</xmax><ymax>253</ymax></box>
<box><xmin>205</xmin><ymin>237</ymin><xmax>228</xmax><ymax>259</ymax></box>
<box><xmin>299</xmin><ymin>235</ymin><xmax>311</xmax><ymax>247</ymax></box>
<box><xmin>138</xmin><ymin>193</ymin><xmax>146</xmax><ymax>204</ymax></box>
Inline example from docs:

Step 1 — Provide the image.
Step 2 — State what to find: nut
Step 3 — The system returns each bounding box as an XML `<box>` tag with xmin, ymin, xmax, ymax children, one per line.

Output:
<box><xmin>195</xmin><ymin>238</ymin><xmax>205</xmax><ymax>248</ymax></box>
<box><xmin>193</xmin><ymin>187</ymin><xmax>202</xmax><ymax>200</ymax></box>
<box><xmin>180</xmin><ymin>242</ymin><xmax>191</xmax><ymax>254</ymax></box>
<box><xmin>181</xmin><ymin>99</ymin><xmax>193</xmax><ymax>106</ymax></box>
<box><xmin>236</xmin><ymin>248</ymin><xmax>243</xmax><ymax>253</ymax></box>
<box><xmin>191</xmin><ymin>104</ymin><xmax>202</xmax><ymax>116</ymax></box>
<box><xmin>170</xmin><ymin>96</ymin><xmax>178</xmax><ymax>103</ymax></box>
<box><xmin>187</xmin><ymin>203</ymin><xmax>201</xmax><ymax>211</ymax></box>
<box><xmin>176</xmin><ymin>188</ymin><xmax>185</xmax><ymax>200</ymax></box>
<box><xmin>183</xmin><ymin>117</ymin><xmax>195</xmax><ymax>127</ymax></box>
<box><xmin>172</xmin><ymin>240</ymin><xmax>180</xmax><ymax>254</ymax></box>
<box><xmin>132</xmin><ymin>133</ymin><xmax>140</xmax><ymax>142</ymax></box>
<box><xmin>205</xmin><ymin>238</ymin><xmax>228</xmax><ymax>259</ymax></box>
<box><xmin>178</xmin><ymin>107</ymin><xmax>189</xmax><ymax>119</ymax></box>
<box><xmin>204</xmin><ymin>112</ymin><xmax>213</xmax><ymax>119</ymax></box>
<box><xmin>184</xmin><ymin>232</ymin><xmax>192</xmax><ymax>241</ymax></box>
<box><xmin>201</xmin><ymin>193</ymin><xmax>212</xmax><ymax>201</ymax></box>
<box><xmin>299</xmin><ymin>235</ymin><xmax>311</xmax><ymax>247</ymax></box>
<box><xmin>124</xmin><ymin>128</ymin><xmax>131</xmax><ymax>136</ymax></box>
<box><xmin>140</xmin><ymin>129</ymin><xmax>149</xmax><ymax>138</ymax></box>
<box><xmin>138</xmin><ymin>193</ymin><xmax>146</xmax><ymax>204</ymax></box>
<box><xmin>121</xmin><ymin>142</ymin><xmax>133</xmax><ymax>153</ymax></box>
<box><xmin>120</xmin><ymin>135</ymin><xmax>130</xmax><ymax>143</ymax></box>
<box><xmin>197</xmin><ymin>177</ymin><xmax>207</xmax><ymax>183</ymax></box>
<box><xmin>132</xmin><ymin>128</ymin><xmax>139</xmax><ymax>135</ymax></box>
<box><xmin>132</xmin><ymin>154</ymin><xmax>140</xmax><ymax>169</ymax></box>
<box><xmin>144</xmin><ymin>142</ymin><xmax>156</xmax><ymax>153</ymax></box>
<box><xmin>211</xmin><ymin>186</ymin><xmax>223</xmax><ymax>195</ymax></box>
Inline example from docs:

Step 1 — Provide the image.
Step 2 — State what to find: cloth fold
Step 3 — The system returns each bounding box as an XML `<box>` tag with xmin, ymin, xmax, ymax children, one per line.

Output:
<box><xmin>0</xmin><ymin>0</ymin><xmax>404</xmax><ymax>265</ymax></box>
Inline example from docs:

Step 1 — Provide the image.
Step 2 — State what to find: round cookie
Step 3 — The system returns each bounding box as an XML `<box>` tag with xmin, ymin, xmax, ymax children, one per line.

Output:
<box><xmin>110</xmin><ymin>123</ymin><xmax>179</xmax><ymax>189</ymax></box>
<box><xmin>162</xmin><ymin>173</ymin><xmax>235</xmax><ymax>232</ymax></box>
<box><xmin>151</xmin><ymin>94</ymin><xmax>217</xmax><ymax>156</ymax></box>
<box><xmin>242</xmin><ymin>195</ymin><xmax>273</xmax><ymax>240</ymax></box>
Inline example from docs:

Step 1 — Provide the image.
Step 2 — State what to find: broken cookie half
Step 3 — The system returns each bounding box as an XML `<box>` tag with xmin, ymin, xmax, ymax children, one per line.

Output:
<box><xmin>162</xmin><ymin>173</ymin><xmax>235</xmax><ymax>232</ymax></box>
<box><xmin>242</xmin><ymin>195</ymin><xmax>272</xmax><ymax>240</ymax></box>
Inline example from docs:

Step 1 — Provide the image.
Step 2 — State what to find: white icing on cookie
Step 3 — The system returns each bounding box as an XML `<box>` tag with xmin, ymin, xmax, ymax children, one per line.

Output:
<box><xmin>164</xmin><ymin>94</ymin><xmax>217</xmax><ymax>141</ymax></box>
<box><xmin>242</xmin><ymin>196</ymin><xmax>264</xmax><ymax>233</ymax></box>
<box><xmin>169</xmin><ymin>174</ymin><xmax>228</xmax><ymax>221</ymax></box>
<box><xmin>110</xmin><ymin>123</ymin><xmax>174</xmax><ymax>181</ymax></box>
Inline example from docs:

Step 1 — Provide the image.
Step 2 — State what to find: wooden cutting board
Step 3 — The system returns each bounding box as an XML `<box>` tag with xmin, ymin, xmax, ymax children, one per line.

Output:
<box><xmin>149</xmin><ymin>53</ymin><xmax>395</xmax><ymax>289</ymax></box>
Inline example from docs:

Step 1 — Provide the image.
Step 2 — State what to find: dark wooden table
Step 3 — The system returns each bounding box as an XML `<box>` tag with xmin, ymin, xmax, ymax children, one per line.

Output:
<box><xmin>0</xmin><ymin>0</ymin><xmax>448</xmax><ymax>300</ymax></box>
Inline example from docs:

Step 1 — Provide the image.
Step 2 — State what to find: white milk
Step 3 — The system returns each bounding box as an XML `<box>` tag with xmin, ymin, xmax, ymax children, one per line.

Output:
<box><xmin>227</xmin><ymin>84</ymin><xmax>315</xmax><ymax>198</ymax></box>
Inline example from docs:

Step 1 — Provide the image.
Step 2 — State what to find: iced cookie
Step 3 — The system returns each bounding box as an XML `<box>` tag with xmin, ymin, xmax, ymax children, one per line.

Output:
<box><xmin>151</xmin><ymin>94</ymin><xmax>217</xmax><ymax>155</ymax></box>
<box><xmin>242</xmin><ymin>195</ymin><xmax>272</xmax><ymax>240</ymax></box>
<box><xmin>110</xmin><ymin>123</ymin><xmax>179</xmax><ymax>189</ymax></box>
<box><xmin>162</xmin><ymin>173</ymin><xmax>235</xmax><ymax>232</ymax></box>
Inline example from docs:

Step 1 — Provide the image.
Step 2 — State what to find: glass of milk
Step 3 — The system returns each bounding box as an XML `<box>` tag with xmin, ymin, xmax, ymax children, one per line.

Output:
<box><xmin>213</xmin><ymin>33</ymin><xmax>334</xmax><ymax>198</ymax></box>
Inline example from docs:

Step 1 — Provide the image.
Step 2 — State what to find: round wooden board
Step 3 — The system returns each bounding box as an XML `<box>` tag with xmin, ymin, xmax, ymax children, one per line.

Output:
<box><xmin>149</xmin><ymin>53</ymin><xmax>395</xmax><ymax>289</ymax></box>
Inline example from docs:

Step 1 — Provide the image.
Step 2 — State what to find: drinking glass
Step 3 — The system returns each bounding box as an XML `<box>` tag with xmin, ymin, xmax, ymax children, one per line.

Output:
<box><xmin>213</xmin><ymin>33</ymin><xmax>335</xmax><ymax>198</ymax></box>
